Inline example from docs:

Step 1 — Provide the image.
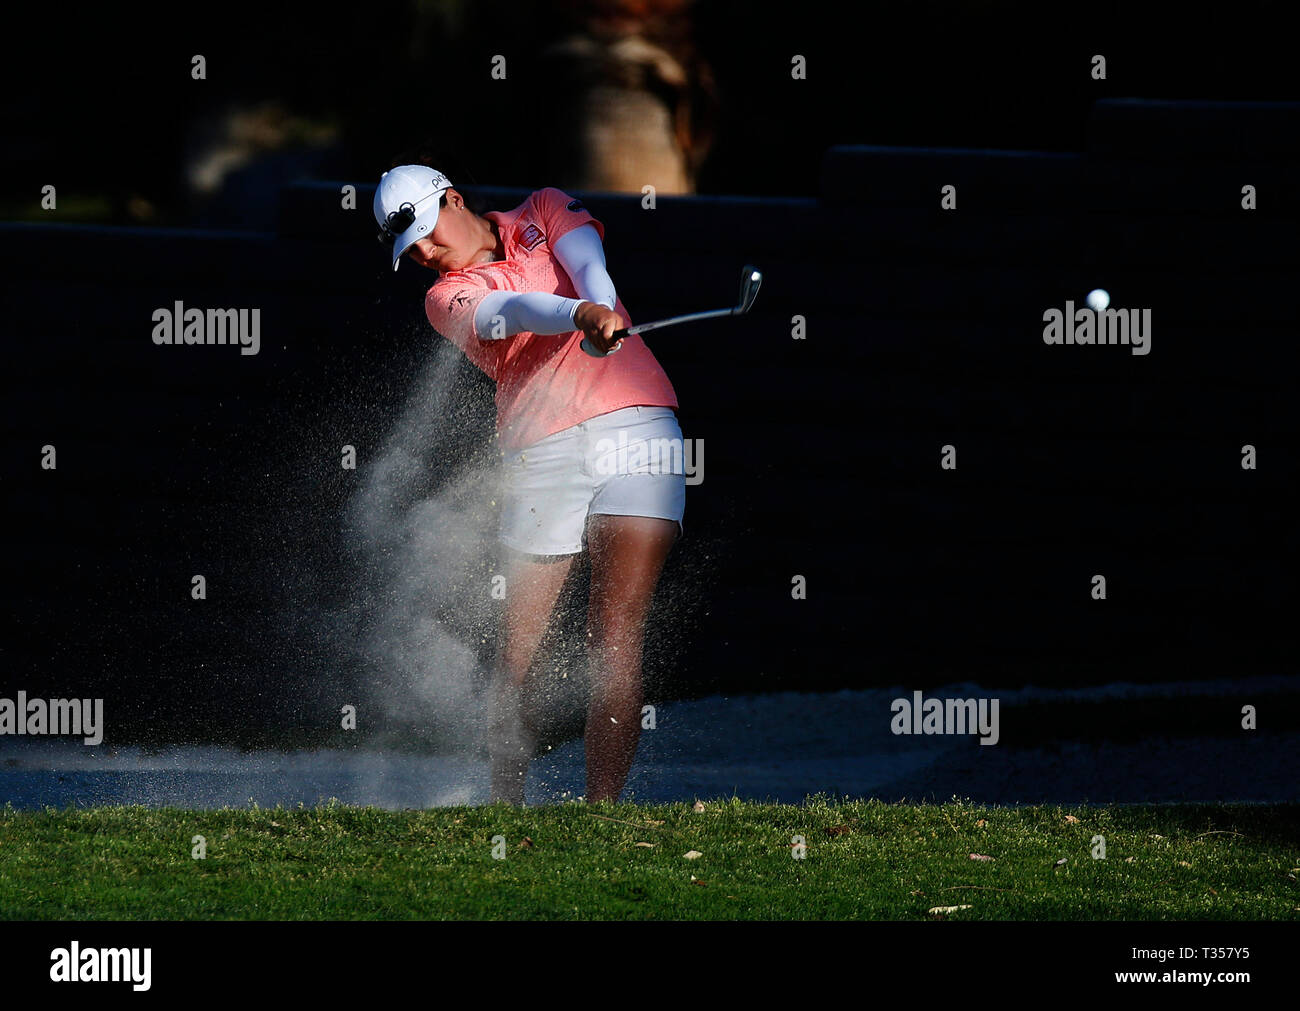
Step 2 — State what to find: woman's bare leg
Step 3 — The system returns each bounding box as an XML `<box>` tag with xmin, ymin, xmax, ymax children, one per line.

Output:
<box><xmin>489</xmin><ymin>549</ymin><xmax>576</xmax><ymax>803</ymax></box>
<box><xmin>584</xmin><ymin>514</ymin><xmax>679</xmax><ymax>802</ymax></box>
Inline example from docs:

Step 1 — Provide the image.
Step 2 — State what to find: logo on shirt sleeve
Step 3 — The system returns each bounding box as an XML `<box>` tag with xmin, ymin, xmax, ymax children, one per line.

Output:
<box><xmin>451</xmin><ymin>289</ymin><xmax>474</xmax><ymax>311</ymax></box>
<box><xmin>517</xmin><ymin>223</ymin><xmax>546</xmax><ymax>250</ymax></box>
<box><xmin>566</xmin><ymin>199</ymin><xmax>585</xmax><ymax>212</ymax></box>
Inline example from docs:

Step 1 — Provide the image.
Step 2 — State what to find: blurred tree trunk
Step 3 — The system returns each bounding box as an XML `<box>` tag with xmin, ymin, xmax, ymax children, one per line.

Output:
<box><xmin>538</xmin><ymin>0</ymin><xmax>716</xmax><ymax>194</ymax></box>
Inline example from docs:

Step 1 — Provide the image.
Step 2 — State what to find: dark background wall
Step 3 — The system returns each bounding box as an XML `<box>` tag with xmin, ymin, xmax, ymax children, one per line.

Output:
<box><xmin>5</xmin><ymin>1</ymin><xmax>1300</xmax><ymax>221</ymax></box>
<box><xmin>2</xmin><ymin>2</ymin><xmax>1297</xmax><ymax>746</ymax></box>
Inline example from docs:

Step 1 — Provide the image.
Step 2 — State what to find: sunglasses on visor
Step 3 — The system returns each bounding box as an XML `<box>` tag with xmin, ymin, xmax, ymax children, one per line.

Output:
<box><xmin>376</xmin><ymin>188</ymin><xmax>445</xmax><ymax>246</ymax></box>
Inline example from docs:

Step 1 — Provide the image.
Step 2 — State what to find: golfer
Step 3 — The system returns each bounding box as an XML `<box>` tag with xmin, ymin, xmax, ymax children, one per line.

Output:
<box><xmin>374</xmin><ymin>159</ymin><xmax>685</xmax><ymax>804</ymax></box>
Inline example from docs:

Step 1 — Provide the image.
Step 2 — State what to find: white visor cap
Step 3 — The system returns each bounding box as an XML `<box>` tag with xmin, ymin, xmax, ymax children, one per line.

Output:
<box><xmin>374</xmin><ymin>165</ymin><xmax>453</xmax><ymax>271</ymax></box>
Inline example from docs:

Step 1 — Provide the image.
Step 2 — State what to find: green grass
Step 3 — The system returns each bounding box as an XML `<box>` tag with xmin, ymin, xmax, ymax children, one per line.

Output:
<box><xmin>1</xmin><ymin>798</ymin><xmax>1296</xmax><ymax>920</ymax></box>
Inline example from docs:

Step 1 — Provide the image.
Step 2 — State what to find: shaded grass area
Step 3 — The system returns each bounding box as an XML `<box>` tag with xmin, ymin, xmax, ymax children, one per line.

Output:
<box><xmin>7</xmin><ymin>685</ymin><xmax>1288</xmax><ymax>753</ymax></box>
<box><xmin>1</xmin><ymin>798</ymin><xmax>1296</xmax><ymax>920</ymax></box>
<box><xmin>998</xmin><ymin>692</ymin><xmax>1300</xmax><ymax>746</ymax></box>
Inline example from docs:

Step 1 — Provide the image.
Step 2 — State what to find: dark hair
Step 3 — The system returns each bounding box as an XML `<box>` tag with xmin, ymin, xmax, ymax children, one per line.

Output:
<box><xmin>387</xmin><ymin>145</ymin><xmax>486</xmax><ymax>215</ymax></box>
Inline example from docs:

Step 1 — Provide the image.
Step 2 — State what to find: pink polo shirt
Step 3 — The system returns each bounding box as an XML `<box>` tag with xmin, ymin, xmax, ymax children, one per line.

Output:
<box><xmin>424</xmin><ymin>187</ymin><xmax>679</xmax><ymax>451</ymax></box>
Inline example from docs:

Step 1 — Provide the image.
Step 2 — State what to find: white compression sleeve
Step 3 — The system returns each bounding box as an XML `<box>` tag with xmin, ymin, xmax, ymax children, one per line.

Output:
<box><xmin>473</xmin><ymin>289</ymin><xmax>585</xmax><ymax>339</ymax></box>
<box><xmin>553</xmin><ymin>224</ymin><xmax>618</xmax><ymax>310</ymax></box>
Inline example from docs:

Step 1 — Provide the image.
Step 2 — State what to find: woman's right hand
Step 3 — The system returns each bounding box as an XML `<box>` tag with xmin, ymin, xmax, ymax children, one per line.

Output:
<box><xmin>574</xmin><ymin>301</ymin><xmax>628</xmax><ymax>355</ymax></box>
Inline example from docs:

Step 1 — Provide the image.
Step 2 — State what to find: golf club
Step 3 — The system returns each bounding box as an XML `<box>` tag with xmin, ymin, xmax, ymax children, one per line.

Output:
<box><xmin>581</xmin><ymin>265</ymin><xmax>763</xmax><ymax>357</ymax></box>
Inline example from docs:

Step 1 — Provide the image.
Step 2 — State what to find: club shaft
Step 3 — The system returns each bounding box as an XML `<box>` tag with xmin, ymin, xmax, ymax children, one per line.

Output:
<box><xmin>613</xmin><ymin>306</ymin><xmax>738</xmax><ymax>339</ymax></box>
<box><xmin>583</xmin><ymin>263</ymin><xmax>761</xmax><ymax>356</ymax></box>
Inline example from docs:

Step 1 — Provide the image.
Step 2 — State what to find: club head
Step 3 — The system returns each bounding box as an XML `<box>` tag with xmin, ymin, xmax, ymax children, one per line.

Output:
<box><xmin>737</xmin><ymin>265</ymin><xmax>763</xmax><ymax>314</ymax></box>
<box><xmin>580</xmin><ymin>336</ymin><xmax>623</xmax><ymax>358</ymax></box>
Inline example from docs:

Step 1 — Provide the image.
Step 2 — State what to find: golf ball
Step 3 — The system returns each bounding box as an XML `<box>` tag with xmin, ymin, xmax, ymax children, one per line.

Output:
<box><xmin>1086</xmin><ymin>288</ymin><xmax>1110</xmax><ymax>312</ymax></box>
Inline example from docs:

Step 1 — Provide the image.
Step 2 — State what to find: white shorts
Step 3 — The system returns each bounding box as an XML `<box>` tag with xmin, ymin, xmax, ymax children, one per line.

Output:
<box><xmin>499</xmin><ymin>405</ymin><xmax>687</xmax><ymax>556</ymax></box>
